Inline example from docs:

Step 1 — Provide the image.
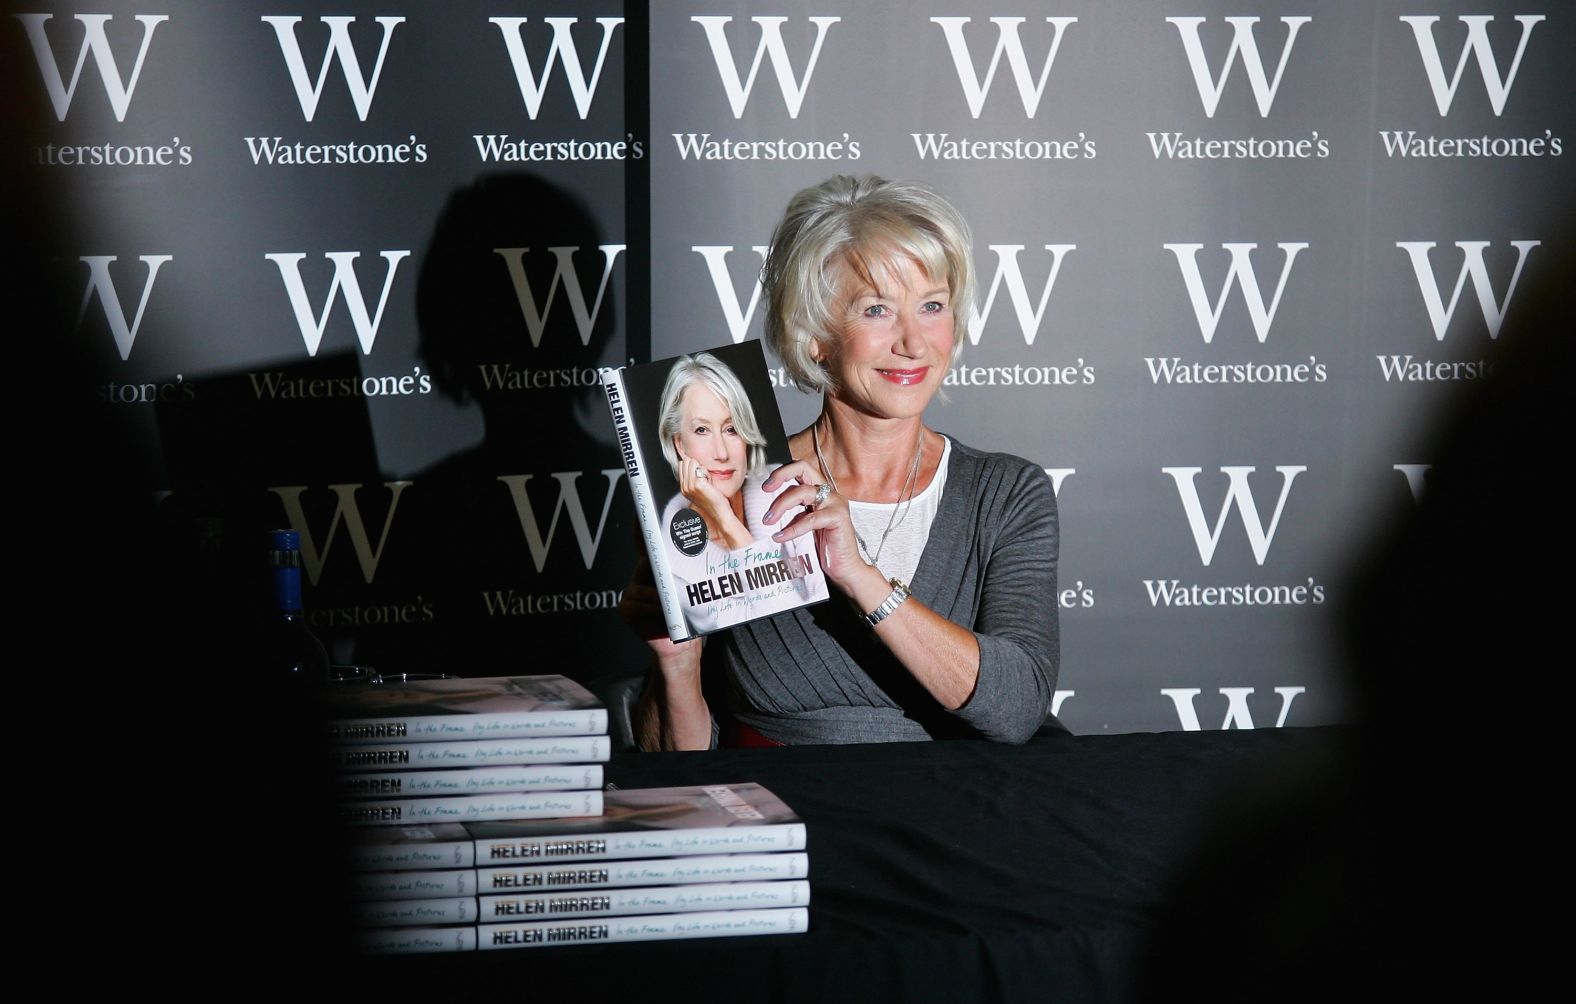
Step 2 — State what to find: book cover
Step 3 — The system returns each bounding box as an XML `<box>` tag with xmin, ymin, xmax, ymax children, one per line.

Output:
<box><xmin>467</xmin><ymin>783</ymin><xmax>807</xmax><ymax>863</ymax></box>
<box><xmin>346</xmin><ymin>783</ymin><xmax>806</xmax><ymax>869</ymax></box>
<box><xmin>603</xmin><ymin>340</ymin><xmax>829</xmax><ymax>642</ymax></box>
<box><xmin>322</xmin><ymin>675</ymin><xmax>607</xmax><ymax>745</ymax></box>
<box><xmin>361</xmin><ymin>907</ymin><xmax>809</xmax><ymax>954</ymax></box>
<box><xmin>332</xmin><ymin>735</ymin><xmax>610</xmax><ymax>772</ymax></box>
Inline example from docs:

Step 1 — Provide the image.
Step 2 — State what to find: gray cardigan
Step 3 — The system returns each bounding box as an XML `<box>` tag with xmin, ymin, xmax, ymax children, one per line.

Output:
<box><xmin>721</xmin><ymin>435</ymin><xmax>1060</xmax><ymax>744</ymax></box>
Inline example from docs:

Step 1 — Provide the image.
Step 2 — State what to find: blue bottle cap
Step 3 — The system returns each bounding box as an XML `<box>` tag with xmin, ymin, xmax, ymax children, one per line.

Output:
<box><xmin>269</xmin><ymin>528</ymin><xmax>300</xmax><ymax>551</ymax></box>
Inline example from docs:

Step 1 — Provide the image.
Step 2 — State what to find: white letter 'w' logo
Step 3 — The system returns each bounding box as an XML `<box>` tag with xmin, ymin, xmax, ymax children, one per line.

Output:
<box><xmin>269</xmin><ymin>482</ymin><xmax>412</xmax><ymax>586</ymax></box>
<box><xmin>694</xmin><ymin>246</ymin><xmax>769</xmax><ymax>344</ymax></box>
<box><xmin>261</xmin><ymin>15</ymin><xmax>403</xmax><ymax>122</ymax></box>
<box><xmin>1161</xmin><ymin>687</ymin><xmax>1306</xmax><ymax>730</ymax></box>
<box><xmin>14</xmin><ymin>13</ymin><xmax>167</xmax><ymax>121</ymax></box>
<box><xmin>77</xmin><ymin>255</ymin><xmax>172</xmax><ymax>360</ymax></box>
<box><xmin>1396</xmin><ymin>241</ymin><xmax>1538</xmax><ymax>341</ymax></box>
<box><xmin>266</xmin><ymin>251</ymin><xmax>411</xmax><ymax>356</ymax></box>
<box><xmin>691</xmin><ymin>16</ymin><xmax>839</xmax><ymax>119</ymax></box>
<box><xmin>493</xmin><ymin>246</ymin><xmax>624</xmax><ymax>348</ymax></box>
<box><xmin>498</xmin><ymin>471</ymin><xmax>626</xmax><ymax>573</ymax></box>
<box><xmin>1163</xmin><ymin>466</ymin><xmax>1305</xmax><ymax>566</ymax></box>
<box><xmin>1399</xmin><ymin>15</ymin><xmax>1543</xmax><ymax>116</ymax></box>
<box><xmin>1165</xmin><ymin>243</ymin><xmax>1307</xmax><ymax>344</ymax></box>
<box><xmin>1166</xmin><ymin>16</ymin><xmax>1310</xmax><ymax>117</ymax></box>
<box><xmin>490</xmin><ymin>17</ymin><xmax>623</xmax><ymax>119</ymax></box>
<box><xmin>967</xmin><ymin>245</ymin><xmax>1077</xmax><ymax>347</ymax></box>
<box><xmin>930</xmin><ymin>17</ymin><xmax>1078</xmax><ymax>118</ymax></box>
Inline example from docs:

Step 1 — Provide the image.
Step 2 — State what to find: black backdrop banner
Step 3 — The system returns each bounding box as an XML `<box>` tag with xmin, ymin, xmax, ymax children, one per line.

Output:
<box><xmin>10</xmin><ymin>1</ymin><xmax>1572</xmax><ymax>733</ymax></box>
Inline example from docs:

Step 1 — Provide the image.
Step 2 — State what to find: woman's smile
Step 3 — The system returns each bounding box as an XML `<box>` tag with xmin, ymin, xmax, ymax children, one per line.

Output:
<box><xmin>877</xmin><ymin>367</ymin><xmax>930</xmax><ymax>386</ymax></box>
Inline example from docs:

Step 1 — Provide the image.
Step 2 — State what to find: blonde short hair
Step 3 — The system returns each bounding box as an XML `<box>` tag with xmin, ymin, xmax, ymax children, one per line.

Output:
<box><xmin>761</xmin><ymin>175</ymin><xmax>975</xmax><ymax>393</ymax></box>
<box><xmin>657</xmin><ymin>353</ymin><xmax>768</xmax><ymax>480</ymax></box>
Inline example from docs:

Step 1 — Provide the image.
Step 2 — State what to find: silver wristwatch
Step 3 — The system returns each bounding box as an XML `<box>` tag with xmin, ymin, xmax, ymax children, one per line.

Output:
<box><xmin>864</xmin><ymin>578</ymin><xmax>911</xmax><ymax>627</ymax></box>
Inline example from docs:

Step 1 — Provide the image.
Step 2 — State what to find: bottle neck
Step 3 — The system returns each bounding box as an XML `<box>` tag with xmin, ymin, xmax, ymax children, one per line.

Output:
<box><xmin>270</xmin><ymin>554</ymin><xmax>304</xmax><ymax>615</ymax></box>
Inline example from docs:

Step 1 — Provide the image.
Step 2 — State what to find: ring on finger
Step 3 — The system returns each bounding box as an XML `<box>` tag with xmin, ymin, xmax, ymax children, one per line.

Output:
<box><xmin>810</xmin><ymin>483</ymin><xmax>831</xmax><ymax>510</ymax></box>
<box><xmin>694</xmin><ymin>465</ymin><xmax>708</xmax><ymax>480</ymax></box>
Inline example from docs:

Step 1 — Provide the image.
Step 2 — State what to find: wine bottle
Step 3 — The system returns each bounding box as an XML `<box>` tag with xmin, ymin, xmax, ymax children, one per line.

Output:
<box><xmin>267</xmin><ymin>528</ymin><xmax>330</xmax><ymax>684</ymax></box>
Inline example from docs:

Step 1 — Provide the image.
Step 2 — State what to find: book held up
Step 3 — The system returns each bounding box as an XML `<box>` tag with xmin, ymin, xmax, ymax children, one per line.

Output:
<box><xmin>603</xmin><ymin>341</ymin><xmax>829</xmax><ymax>642</ymax></box>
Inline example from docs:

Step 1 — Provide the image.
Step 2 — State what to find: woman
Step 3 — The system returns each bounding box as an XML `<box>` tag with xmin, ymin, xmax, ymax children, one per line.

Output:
<box><xmin>629</xmin><ymin>175</ymin><xmax>1059</xmax><ymax>749</ymax></box>
<box><xmin>655</xmin><ymin>352</ymin><xmax>823</xmax><ymax>633</ymax></box>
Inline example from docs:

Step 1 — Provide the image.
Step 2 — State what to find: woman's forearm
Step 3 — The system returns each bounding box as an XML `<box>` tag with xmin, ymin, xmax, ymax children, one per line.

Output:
<box><xmin>634</xmin><ymin>648</ymin><xmax>712</xmax><ymax>751</ymax></box>
<box><xmin>875</xmin><ymin>602</ymin><xmax>981</xmax><ymax>711</ymax></box>
<box><xmin>842</xmin><ymin>562</ymin><xmax>981</xmax><ymax>710</ymax></box>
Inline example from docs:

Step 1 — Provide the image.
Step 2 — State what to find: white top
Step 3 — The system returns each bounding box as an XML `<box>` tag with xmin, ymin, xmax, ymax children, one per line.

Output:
<box><xmin>845</xmin><ymin>435</ymin><xmax>951</xmax><ymax>589</ymax></box>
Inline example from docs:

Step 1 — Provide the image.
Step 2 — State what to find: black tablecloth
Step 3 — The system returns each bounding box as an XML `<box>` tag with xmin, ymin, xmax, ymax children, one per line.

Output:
<box><xmin>348</xmin><ymin>727</ymin><xmax>1353</xmax><ymax>1003</ymax></box>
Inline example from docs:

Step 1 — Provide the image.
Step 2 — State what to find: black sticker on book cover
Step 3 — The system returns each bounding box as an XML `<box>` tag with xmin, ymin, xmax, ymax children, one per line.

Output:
<box><xmin>670</xmin><ymin>508</ymin><xmax>707</xmax><ymax>557</ymax></box>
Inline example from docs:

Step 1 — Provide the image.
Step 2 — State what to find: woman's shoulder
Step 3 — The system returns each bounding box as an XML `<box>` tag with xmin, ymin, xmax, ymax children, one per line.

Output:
<box><xmin>936</xmin><ymin>435</ymin><xmax>1058</xmax><ymax>542</ymax></box>
<box><xmin>935</xmin><ymin>434</ymin><xmax>1057</xmax><ymax>531</ymax></box>
<box><xmin>938</xmin><ymin>434</ymin><xmax>1052</xmax><ymax>487</ymax></box>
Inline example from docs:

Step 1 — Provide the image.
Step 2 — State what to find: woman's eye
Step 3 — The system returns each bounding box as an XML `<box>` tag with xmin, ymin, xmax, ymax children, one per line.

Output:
<box><xmin>862</xmin><ymin>304</ymin><xmax>888</xmax><ymax>318</ymax></box>
<box><xmin>922</xmin><ymin>300</ymin><xmax>946</xmax><ymax>314</ymax></box>
<box><xmin>692</xmin><ymin>426</ymin><xmax>707</xmax><ymax>435</ymax></box>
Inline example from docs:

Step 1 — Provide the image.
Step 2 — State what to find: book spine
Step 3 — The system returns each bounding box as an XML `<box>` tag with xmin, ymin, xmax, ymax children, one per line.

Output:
<box><xmin>479</xmin><ymin>906</ymin><xmax>808</xmax><ymax>950</ymax></box>
<box><xmin>352</xmin><ymin>852</ymin><xmax>809</xmax><ymax>900</ymax></box>
<box><xmin>479</xmin><ymin>851</ymin><xmax>810</xmax><ymax>892</ymax></box>
<box><xmin>341</xmin><ymin>790</ymin><xmax>604</xmax><ymax>827</ymax></box>
<box><xmin>361</xmin><ymin>925</ymin><xmax>479</xmax><ymax>954</ymax></box>
<box><xmin>480</xmin><ymin>880</ymin><xmax>810</xmax><ymax>921</ymax></box>
<box><xmin>340</xmin><ymin>764</ymin><xmax>603</xmax><ymax>799</ymax></box>
<box><xmin>334</xmin><ymin>735</ymin><xmax>610</xmax><ymax>771</ymax></box>
<box><xmin>473</xmin><ymin>821</ymin><xmax>808</xmax><ymax>864</ymax></box>
<box><xmin>347</xmin><ymin>835</ymin><xmax>476</xmax><ymax>872</ymax></box>
<box><xmin>603</xmin><ymin>367</ymin><xmax>691</xmax><ymax>642</ymax></box>
<box><xmin>363</xmin><ymin>908</ymin><xmax>809</xmax><ymax>954</ymax></box>
<box><xmin>355</xmin><ymin>897</ymin><xmax>478</xmax><ymax>927</ymax></box>
<box><xmin>351</xmin><ymin>868</ymin><xmax>476</xmax><ymax>901</ymax></box>
<box><xmin>331</xmin><ymin>709</ymin><xmax>608</xmax><ymax>746</ymax></box>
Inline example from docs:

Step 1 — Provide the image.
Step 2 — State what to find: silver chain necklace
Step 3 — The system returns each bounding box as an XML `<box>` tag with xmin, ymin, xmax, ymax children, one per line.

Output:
<box><xmin>813</xmin><ymin>423</ymin><xmax>925</xmax><ymax>567</ymax></box>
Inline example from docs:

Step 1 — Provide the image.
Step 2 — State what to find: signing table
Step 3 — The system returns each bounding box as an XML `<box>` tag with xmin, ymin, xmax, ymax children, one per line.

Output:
<box><xmin>351</xmin><ymin>727</ymin><xmax>1350</xmax><ymax>1003</ymax></box>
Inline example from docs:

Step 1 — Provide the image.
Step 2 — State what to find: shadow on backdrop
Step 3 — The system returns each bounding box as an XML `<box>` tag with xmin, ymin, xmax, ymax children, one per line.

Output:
<box><xmin>349</xmin><ymin>172</ymin><xmax>645</xmax><ymax>684</ymax></box>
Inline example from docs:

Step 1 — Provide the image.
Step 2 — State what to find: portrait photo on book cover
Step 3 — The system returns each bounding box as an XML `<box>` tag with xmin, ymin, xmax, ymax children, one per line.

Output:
<box><xmin>618</xmin><ymin>340</ymin><xmax>829</xmax><ymax>636</ymax></box>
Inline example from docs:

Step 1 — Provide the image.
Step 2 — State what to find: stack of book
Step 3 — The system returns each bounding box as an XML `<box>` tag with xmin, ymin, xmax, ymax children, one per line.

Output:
<box><xmin>353</xmin><ymin>782</ymin><xmax>810</xmax><ymax>953</ymax></box>
<box><xmin>326</xmin><ymin>675</ymin><xmax>610</xmax><ymax>829</ymax></box>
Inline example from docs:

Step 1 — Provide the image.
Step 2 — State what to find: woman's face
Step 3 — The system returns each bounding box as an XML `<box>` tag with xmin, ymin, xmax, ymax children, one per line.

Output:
<box><xmin>674</xmin><ymin>383</ymin><xmax>748</xmax><ymax>498</ymax></box>
<box><xmin>817</xmin><ymin>253</ymin><xmax>954</xmax><ymax>421</ymax></box>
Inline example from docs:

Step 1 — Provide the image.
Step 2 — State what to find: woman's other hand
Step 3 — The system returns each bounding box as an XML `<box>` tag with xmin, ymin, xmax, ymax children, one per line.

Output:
<box><xmin>621</xmin><ymin>556</ymin><xmax>710</xmax><ymax>750</ymax></box>
<box><xmin>620</xmin><ymin>555</ymin><xmax>698</xmax><ymax>667</ymax></box>
<box><xmin>761</xmin><ymin>460</ymin><xmax>887</xmax><ymax>601</ymax></box>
